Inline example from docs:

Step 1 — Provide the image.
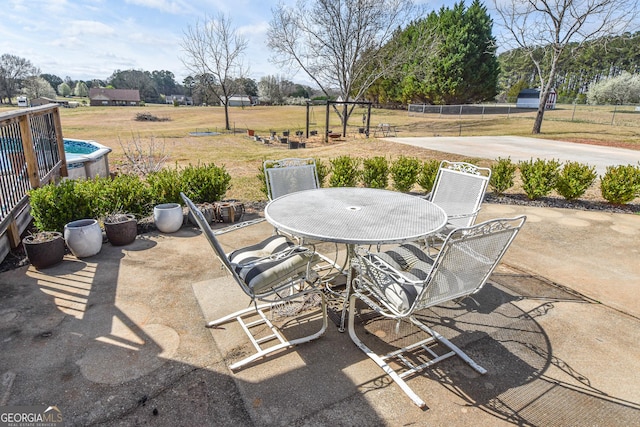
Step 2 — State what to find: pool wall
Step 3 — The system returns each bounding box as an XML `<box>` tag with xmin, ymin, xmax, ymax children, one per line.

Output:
<box><xmin>64</xmin><ymin>139</ymin><xmax>112</xmax><ymax>180</ymax></box>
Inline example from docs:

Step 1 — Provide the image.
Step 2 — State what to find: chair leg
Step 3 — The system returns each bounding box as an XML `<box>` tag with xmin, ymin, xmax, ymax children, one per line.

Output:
<box><xmin>347</xmin><ymin>294</ymin><xmax>427</xmax><ymax>409</ymax></box>
<box><xmin>409</xmin><ymin>316</ymin><xmax>487</xmax><ymax>375</ymax></box>
<box><xmin>208</xmin><ymin>291</ymin><xmax>328</xmax><ymax>371</ymax></box>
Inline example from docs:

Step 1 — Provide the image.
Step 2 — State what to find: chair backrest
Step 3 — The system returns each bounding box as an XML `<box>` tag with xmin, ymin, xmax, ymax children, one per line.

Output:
<box><xmin>430</xmin><ymin>161</ymin><xmax>491</xmax><ymax>228</ymax></box>
<box><xmin>180</xmin><ymin>193</ymin><xmax>249</xmax><ymax>294</ymax></box>
<box><xmin>413</xmin><ymin>216</ymin><xmax>525</xmax><ymax>312</ymax></box>
<box><xmin>264</xmin><ymin>158</ymin><xmax>319</xmax><ymax>200</ymax></box>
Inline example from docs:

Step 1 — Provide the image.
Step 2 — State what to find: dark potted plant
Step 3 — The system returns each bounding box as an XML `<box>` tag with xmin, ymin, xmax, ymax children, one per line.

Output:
<box><xmin>104</xmin><ymin>212</ymin><xmax>138</xmax><ymax>246</ymax></box>
<box><xmin>22</xmin><ymin>231</ymin><xmax>65</xmax><ymax>269</ymax></box>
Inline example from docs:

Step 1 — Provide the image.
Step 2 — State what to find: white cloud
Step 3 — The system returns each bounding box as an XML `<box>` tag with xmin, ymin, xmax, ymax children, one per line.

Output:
<box><xmin>67</xmin><ymin>20</ymin><xmax>117</xmax><ymax>36</ymax></box>
<box><xmin>125</xmin><ymin>0</ymin><xmax>192</xmax><ymax>15</ymax></box>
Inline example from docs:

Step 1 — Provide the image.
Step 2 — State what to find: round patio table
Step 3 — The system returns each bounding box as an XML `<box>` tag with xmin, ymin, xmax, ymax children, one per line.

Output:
<box><xmin>265</xmin><ymin>187</ymin><xmax>447</xmax><ymax>330</ymax></box>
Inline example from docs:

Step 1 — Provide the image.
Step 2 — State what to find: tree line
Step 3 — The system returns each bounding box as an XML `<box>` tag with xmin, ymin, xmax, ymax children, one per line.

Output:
<box><xmin>0</xmin><ymin>54</ymin><xmax>321</xmax><ymax>107</ymax></box>
<box><xmin>2</xmin><ymin>0</ymin><xmax>638</xmax><ymax>120</ymax></box>
<box><xmin>500</xmin><ymin>32</ymin><xmax>640</xmax><ymax>104</ymax></box>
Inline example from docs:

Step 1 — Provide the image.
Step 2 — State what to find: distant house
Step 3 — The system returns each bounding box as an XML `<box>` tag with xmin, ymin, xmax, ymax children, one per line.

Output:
<box><xmin>89</xmin><ymin>88</ymin><xmax>141</xmax><ymax>106</ymax></box>
<box><xmin>516</xmin><ymin>88</ymin><xmax>557</xmax><ymax>109</ymax></box>
<box><xmin>222</xmin><ymin>95</ymin><xmax>256</xmax><ymax>107</ymax></box>
<box><xmin>166</xmin><ymin>95</ymin><xmax>193</xmax><ymax>106</ymax></box>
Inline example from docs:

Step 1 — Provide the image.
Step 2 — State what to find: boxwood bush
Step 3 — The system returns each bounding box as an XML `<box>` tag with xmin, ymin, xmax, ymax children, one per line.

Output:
<box><xmin>490</xmin><ymin>157</ymin><xmax>517</xmax><ymax>196</ymax></box>
<box><xmin>600</xmin><ymin>164</ymin><xmax>640</xmax><ymax>204</ymax></box>
<box><xmin>555</xmin><ymin>161</ymin><xmax>597</xmax><ymax>200</ymax></box>
<box><xmin>329</xmin><ymin>155</ymin><xmax>360</xmax><ymax>187</ymax></box>
<box><xmin>417</xmin><ymin>159</ymin><xmax>440</xmax><ymax>194</ymax></box>
<box><xmin>362</xmin><ymin>156</ymin><xmax>389</xmax><ymax>189</ymax></box>
<box><xmin>518</xmin><ymin>158</ymin><xmax>560</xmax><ymax>200</ymax></box>
<box><xmin>390</xmin><ymin>156</ymin><xmax>421</xmax><ymax>192</ymax></box>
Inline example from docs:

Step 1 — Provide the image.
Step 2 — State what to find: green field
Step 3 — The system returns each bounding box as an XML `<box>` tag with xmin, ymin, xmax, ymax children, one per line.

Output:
<box><xmin>7</xmin><ymin>103</ymin><xmax>636</xmax><ymax>202</ymax></box>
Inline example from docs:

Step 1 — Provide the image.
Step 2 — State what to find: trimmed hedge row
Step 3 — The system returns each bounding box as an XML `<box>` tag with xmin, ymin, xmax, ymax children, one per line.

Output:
<box><xmin>29</xmin><ymin>163</ymin><xmax>231</xmax><ymax>232</ymax></box>
<box><xmin>266</xmin><ymin>156</ymin><xmax>640</xmax><ymax>206</ymax></box>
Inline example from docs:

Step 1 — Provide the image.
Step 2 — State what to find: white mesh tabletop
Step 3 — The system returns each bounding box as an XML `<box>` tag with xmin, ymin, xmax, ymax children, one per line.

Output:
<box><xmin>265</xmin><ymin>187</ymin><xmax>447</xmax><ymax>245</ymax></box>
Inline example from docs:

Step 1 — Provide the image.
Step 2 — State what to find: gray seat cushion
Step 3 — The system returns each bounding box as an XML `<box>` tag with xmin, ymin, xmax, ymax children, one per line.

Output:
<box><xmin>366</xmin><ymin>242</ymin><xmax>434</xmax><ymax>312</ymax></box>
<box><xmin>228</xmin><ymin>235</ymin><xmax>312</xmax><ymax>294</ymax></box>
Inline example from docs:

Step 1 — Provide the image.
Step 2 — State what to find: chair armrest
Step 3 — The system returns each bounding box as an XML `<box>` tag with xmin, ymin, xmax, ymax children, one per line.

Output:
<box><xmin>353</xmin><ymin>247</ymin><xmax>422</xmax><ymax>286</ymax></box>
<box><xmin>446</xmin><ymin>207</ymin><xmax>481</xmax><ymax>221</ymax></box>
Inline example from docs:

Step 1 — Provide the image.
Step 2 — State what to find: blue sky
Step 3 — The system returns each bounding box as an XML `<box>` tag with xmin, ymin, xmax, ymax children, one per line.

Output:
<box><xmin>1</xmin><ymin>0</ymin><xmax>460</xmax><ymax>85</ymax></box>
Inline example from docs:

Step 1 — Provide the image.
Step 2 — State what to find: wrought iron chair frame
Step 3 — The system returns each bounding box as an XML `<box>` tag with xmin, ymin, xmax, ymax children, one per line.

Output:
<box><xmin>348</xmin><ymin>216</ymin><xmax>526</xmax><ymax>408</ymax></box>
<box><xmin>182</xmin><ymin>193</ymin><xmax>328</xmax><ymax>371</ymax></box>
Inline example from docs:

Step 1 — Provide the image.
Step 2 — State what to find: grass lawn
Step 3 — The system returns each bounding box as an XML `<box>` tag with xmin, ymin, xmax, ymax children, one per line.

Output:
<box><xmin>51</xmin><ymin>103</ymin><xmax>640</xmax><ymax>202</ymax></box>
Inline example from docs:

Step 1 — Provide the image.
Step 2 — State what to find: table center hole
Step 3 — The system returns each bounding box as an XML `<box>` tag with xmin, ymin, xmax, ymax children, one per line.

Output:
<box><xmin>346</xmin><ymin>206</ymin><xmax>361</xmax><ymax>211</ymax></box>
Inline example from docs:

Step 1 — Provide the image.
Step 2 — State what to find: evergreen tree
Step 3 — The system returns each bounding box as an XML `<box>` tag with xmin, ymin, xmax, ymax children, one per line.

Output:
<box><xmin>372</xmin><ymin>1</ymin><xmax>499</xmax><ymax>105</ymax></box>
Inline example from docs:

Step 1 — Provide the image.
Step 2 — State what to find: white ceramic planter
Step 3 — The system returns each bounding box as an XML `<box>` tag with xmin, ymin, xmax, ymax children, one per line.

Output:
<box><xmin>154</xmin><ymin>203</ymin><xmax>183</xmax><ymax>233</ymax></box>
<box><xmin>64</xmin><ymin>219</ymin><xmax>103</xmax><ymax>258</ymax></box>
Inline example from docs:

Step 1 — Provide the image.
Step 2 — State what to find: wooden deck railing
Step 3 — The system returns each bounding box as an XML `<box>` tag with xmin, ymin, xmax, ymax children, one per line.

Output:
<box><xmin>0</xmin><ymin>104</ymin><xmax>68</xmax><ymax>257</ymax></box>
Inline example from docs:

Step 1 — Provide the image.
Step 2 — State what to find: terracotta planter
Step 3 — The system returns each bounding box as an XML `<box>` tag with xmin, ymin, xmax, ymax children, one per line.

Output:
<box><xmin>154</xmin><ymin>203</ymin><xmax>183</xmax><ymax>233</ymax></box>
<box><xmin>104</xmin><ymin>214</ymin><xmax>137</xmax><ymax>246</ymax></box>
<box><xmin>22</xmin><ymin>232</ymin><xmax>65</xmax><ymax>269</ymax></box>
<box><xmin>64</xmin><ymin>219</ymin><xmax>103</xmax><ymax>258</ymax></box>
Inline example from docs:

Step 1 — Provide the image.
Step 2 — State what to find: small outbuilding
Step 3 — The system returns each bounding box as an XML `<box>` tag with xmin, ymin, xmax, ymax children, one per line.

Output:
<box><xmin>222</xmin><ymin>95</ymin><xmax>256</xmax><ymax>107</ymax></box>
<box><xmin>516</xmin><ymin>88</ymin><xmax>557</xmax><ymax>109</ymax></box>
<box><xmin>89</xmin><ymin>88</ymin><xmax>141</xmax><ymax>106</ymax></box>
<box><xmin>166</xmin><ymin>95</ymin><xmax>193</xmax><ymax>105</ymax></box>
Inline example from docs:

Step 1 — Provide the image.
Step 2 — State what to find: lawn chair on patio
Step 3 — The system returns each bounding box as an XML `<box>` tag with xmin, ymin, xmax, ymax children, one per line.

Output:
<box><xmin>264</xmin><ymin>157</ymin><xmax>343</xmax><ymax>283</ymax></box>
<box><xmin>427</xmin><ymin>161</ymin><xmax>492</xmax><ymax>236</ymax></box>
<box><xmin>348</xmin><ymin>216</ymin><xmax>526</xmax><ymax>408</ymax></box>
<box><xmin>182</xmin><ymin>192</ymin><xmax>328</xmax><ymax>371</ymax></box>
<box><xmin>264</xmin><ymin>157</ymin><xmax>320</xmax><ymax>200</ymax></box>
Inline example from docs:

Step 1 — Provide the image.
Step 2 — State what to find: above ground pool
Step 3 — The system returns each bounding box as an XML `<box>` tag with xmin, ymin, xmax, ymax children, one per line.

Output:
<box><xmin>63</xmin><ymin>138</ymin><xmax>112</xmax><ymax>180</ymax></box>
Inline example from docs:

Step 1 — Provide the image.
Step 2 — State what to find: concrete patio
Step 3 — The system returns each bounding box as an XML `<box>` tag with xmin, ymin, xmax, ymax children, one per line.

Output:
<box><xmin>0</xmin><ymin>203</ymin><xmax>639</xmax><ymax>426</ymax></box>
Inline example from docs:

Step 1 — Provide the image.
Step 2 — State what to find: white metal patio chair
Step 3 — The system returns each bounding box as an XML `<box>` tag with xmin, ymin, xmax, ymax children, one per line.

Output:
<box><xmin>264</xmin><ymin>157</ymin><xmax>320</xmax><ymax>200</ymax></box>
<box><xmin>264</xmin><ymin>158</ymin><xmax>343</xmax><ymax>281</ymax></box>
<box><xmin>348</xmin><ymin>216</ymin><xmax>526</xmax><ymax>408</ymax></box>
<box><xmin>427</xmin><ymin>160</ymin><xmax>492</xmax><ymax>234</ymax></box>
<box><xmin>182</xmin><ymin>193</ymin><xmax>328</xmax><ymax>371</ymax></box>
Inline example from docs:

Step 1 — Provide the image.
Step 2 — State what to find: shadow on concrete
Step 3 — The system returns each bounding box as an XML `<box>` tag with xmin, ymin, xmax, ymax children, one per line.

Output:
<box><xmin>2</xmin><ymin>227</ymin><xmax>639</xmax><ymax>425</ymax></box>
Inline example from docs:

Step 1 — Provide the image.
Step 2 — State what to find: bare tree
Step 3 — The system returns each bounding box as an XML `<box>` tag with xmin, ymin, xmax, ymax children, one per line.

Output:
<box><xmin>0</xmin><ymin>54</ymin><xmax>38</xmax><ymax>104</ymax></box>
<box><xmin>181</xmin><ymin>14</ymin><xmax>248</xmax><ymax>131</ymax></box>
<box><xmin>494</xmin><ymin>0</ymin><xmax>639</xmax><ymax>134</ymax></box>
<box><xmin>268</xmin><ymin>0</ymin><xmax>421</xmax><ymax>135</ymax></box>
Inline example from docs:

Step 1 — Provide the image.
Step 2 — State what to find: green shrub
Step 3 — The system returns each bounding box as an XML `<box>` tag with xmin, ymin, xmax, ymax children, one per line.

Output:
<box><xmin>105</xmin><ymin>174</ymin><xmax>153</xmax><ymax>217</ymax></box>
<box><xmin>390</xmin><ymin>156</ymin><xmax>421</xmax><ymax>192</ymax></box>
<box><xmin>490</xmin><ymin>157</ymin><xmax>517</xmax><ymax>196</ymax></box>
<box><xmin>146</xmin><ymin>166</ymin><xmax>182</xmax><ymax>204</ymax></box>
<box><xmin>180</xmin><ymin>163</ymin><xmax>231</xmax><ymax>203</ymax></box>
<box><xmin>29</xmin><ymin>180</ymin><xmax>93</xmax><ymax>232</ymax></box>
<box><xmin>518</xmin><ymin>158</ymin><xmax>560</xmax><ymax>200</ymax></box>
<box><xmin>329</xmin><ymin>156</ymin><xmax>360</xmax><ymax>187</ymax></box>
<box><xmin>315</xmin><ymin>158</ymin><xmax>329</xmax><ymax>187</ymax></box>
<box><xmin>417</xmin><ymin>159</ymin><xmax>440</xmax><ymax>193</ymax></box>
<box><xmin>362</xmin><ymin>156</ymin><xmax>389</xmax><ymax>189</ymax></box>
<box><xmin>555</xmin><ymin>161</ymin><xmax>597</xmax><ymax>200</ymax></box>
<box><xmin>600</xmin><ymin>164</ymin><xmax>640</xmax><ymax>205</ymax></box>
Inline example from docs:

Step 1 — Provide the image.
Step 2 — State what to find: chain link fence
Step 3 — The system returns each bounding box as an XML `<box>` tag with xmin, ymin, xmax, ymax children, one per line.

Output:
<box><xmin>408</xmin><ymin>103</ymin><xmax>640</xmax><ymax>127</ymax></box>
